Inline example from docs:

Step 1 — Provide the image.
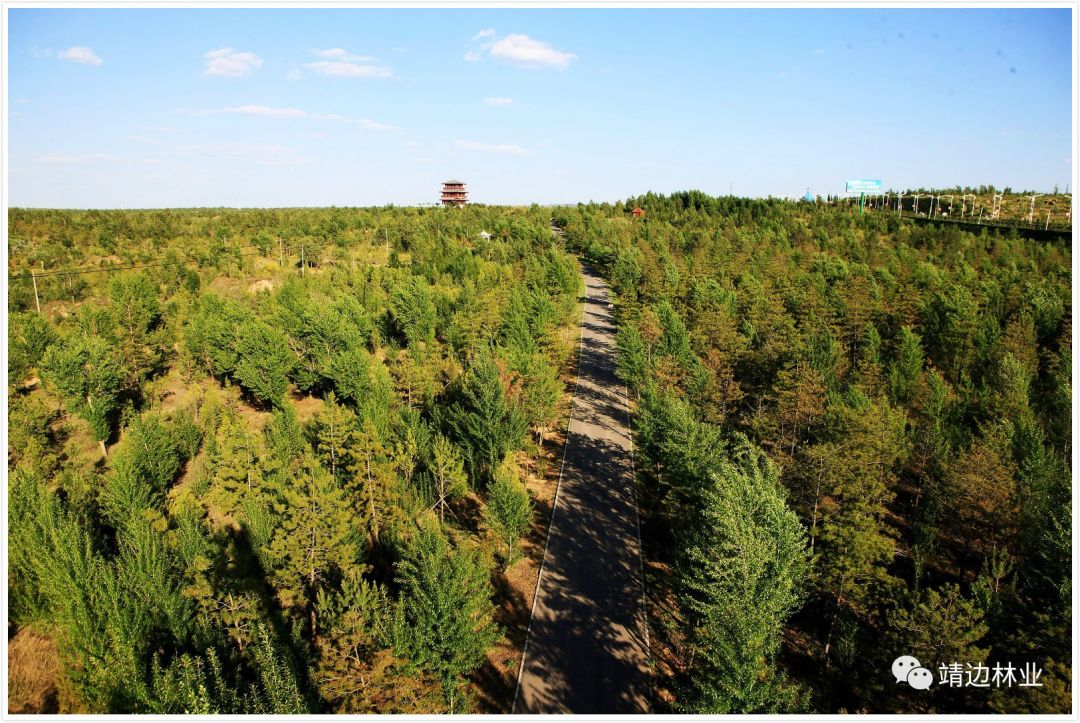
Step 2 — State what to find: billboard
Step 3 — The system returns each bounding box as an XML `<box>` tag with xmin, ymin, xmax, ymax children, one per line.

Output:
<box><xmin>846</xmin><ymin>179</ymin><xmax>883</xmax><ymax>193</ymax></box>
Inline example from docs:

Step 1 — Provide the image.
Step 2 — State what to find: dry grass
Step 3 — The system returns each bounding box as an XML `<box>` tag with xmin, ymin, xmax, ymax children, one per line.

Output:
<box><xmin>8</xmin><ymin>628</ymin><xmax>60</xmax><ymax>714</ymax></box>
<box><xmin>292</xmin><ymin>391</ymin><xmax>325</xmax><ymax>424</ymax></box>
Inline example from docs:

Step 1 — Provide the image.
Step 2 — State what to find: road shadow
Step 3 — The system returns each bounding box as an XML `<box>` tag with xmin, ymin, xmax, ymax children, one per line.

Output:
<box><xmin>514</xmin><ymin>267</ymin><xmax>650</xmax><ymax>714</ymax></box>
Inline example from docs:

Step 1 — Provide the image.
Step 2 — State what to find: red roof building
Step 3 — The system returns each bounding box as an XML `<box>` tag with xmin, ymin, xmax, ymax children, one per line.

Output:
<box><xmin>441</xmin><ymin>180</ymin><xmax>468</xmax><ymax>207</ymax></box>
<box><xmin>631</xmin><ymin>207</ymin><xmax>646</xmax><ymax>218</ymax></box>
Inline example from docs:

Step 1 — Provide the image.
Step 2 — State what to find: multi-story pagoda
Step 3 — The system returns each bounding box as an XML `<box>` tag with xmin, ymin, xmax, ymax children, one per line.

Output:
<box><xmin>441</xmin><ymin>180</ymin><xmax>467</xmax><ymax>207</ymax></box>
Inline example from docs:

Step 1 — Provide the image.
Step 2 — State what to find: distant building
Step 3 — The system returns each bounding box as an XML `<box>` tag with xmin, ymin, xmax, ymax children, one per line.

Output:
<box><xmin>803</xmin><ymin>187</ymin><xmax>815</xmax><ymax>203</ymax></box>
<box><xmin>479</xmin><ymin>231</ymin><xmax>492</xmax><ymax>239</ymax></box>
<box><xmin>441</xmin><ymin>180</ymin><xmax>467</xmax><ymax>207</ymax></box>
<box><xmin>631</xmin><ymin>207</ymin><xmax>646</xmax><ymax>218</ymax></box>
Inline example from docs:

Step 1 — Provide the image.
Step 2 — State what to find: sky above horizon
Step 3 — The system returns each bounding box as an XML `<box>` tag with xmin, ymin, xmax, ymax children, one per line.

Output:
<box><xmin>6</xmin><ymin>7</ymin><xmax>1074</xmax><ymax>208</ymax></box>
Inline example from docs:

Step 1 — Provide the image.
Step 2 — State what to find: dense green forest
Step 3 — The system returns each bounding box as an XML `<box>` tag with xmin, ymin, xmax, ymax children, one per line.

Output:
<box><xmin>7</xmin><ymin>206</ymin><xmax>581</xmax><ymax>713</ymax></box>
<box><xmin>558</xmin><ymin>192</ymin><xmax>1071</xmax><ymax>713</ymax></box>
<box><xmin>7</xmin><ymin>196</ymin><xmax>1072</xmax><ymax>714</ymax></box>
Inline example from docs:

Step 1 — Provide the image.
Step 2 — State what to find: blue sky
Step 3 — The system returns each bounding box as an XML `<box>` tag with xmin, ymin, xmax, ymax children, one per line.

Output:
<box><xmin>6</xmin><ymin>7</ymin><xmax>1073</xmax><ymax>208</ymax></box>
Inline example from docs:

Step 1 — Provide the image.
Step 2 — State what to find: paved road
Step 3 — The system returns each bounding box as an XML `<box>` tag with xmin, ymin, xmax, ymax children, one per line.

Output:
<box><xmin>513</xmin><ymin>262</ymin><xmax>650</xmax><ymax>714</ymax></box>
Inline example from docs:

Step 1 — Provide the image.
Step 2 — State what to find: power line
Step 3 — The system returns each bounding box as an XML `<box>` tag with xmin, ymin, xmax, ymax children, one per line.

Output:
<box><xmin>9</xmin><ymin>246</ymin><xmax>279</xmax><ymax>281</ymax></box>
<box><xmin>8</xmin><ymin>242</ymin><xmax>270</xmax><ymax>277</ymax></box>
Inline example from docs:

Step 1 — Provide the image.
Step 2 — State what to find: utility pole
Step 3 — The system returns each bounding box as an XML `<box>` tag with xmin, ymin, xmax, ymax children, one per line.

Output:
<box><xmin>992</xmin><ymin>193</ymin><xmax>1003</xmax><ymax>220</ymax></box>
<box><xmin>31</xmin><ymin>270</ymin><xmax>40</xmax><ymax>314</ymax></box>
<box><xmin>278</xmin><ymin>238</ymin><xmax>284</xmax><ymax>268</ymax></box>
<box><xmin>1045</xmin><ymin>208</ymin><xmax>1051</xmax><ymax>230</ymax></box>
<box><xmin>301</xmin><ymin>244</ymin><xmax>305</xmax><ymax>277</ymax></box>
<box><xmin>961</xmin><ymin>194</ymin><xmax>976</xmax><ymax>221</ymax></box>
<box><xmin>913</xmin><ymin>193</ymin><xmax>920</xmax><ymax>215</ymax></box>
<box><xmin>1028</xmin><ymin>193</ymin><xmax>1045</xmax><ymax>224</ymax></box>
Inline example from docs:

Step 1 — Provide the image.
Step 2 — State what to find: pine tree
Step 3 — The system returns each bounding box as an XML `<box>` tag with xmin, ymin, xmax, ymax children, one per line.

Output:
<box><xmin>507</xmin><ymin>348</ymin><xmax>562</xmax><ymax>453</ymax></box>
<box><xmin>680</xmin><ymin>434</ymin><xmax>808</xmax><ymax>713</ymax></box>
<box><xmin>392</xmin><ymin>523</ymin><xmax>500</xmax><ymax>712</ymax></box>
<box><xmin>429</xmin><ymin>433</ymin><xmax>468</xmax><ymax>523</ymax></box>
<box><xmin>40</xmin><ymin>331</ymin><xmax>124</xmax><ymax>457</ymax></box>
<box><xmin>887</xmin><ymin>326</ymin><xmax>924</xmax><ymax>404</ymax></box>
<box><xmin>346</xmin><ymin>421</ymin><xmax>395</xmax><ymax>545</ymax></box>
<box><xmin>485</xmin><ymin>463</ymin><xmax>532</xmax><ymax>568</ymax></box>
<box><xmin>447</xmin><ymin>351</ymin><xmax>527</xmax><ymax>484</ymax></box>
<box><xmin>234</xmin><ymin>320</ymin><xmax>294</xmax><ymax>407</ymax></box>
<box><xmin>8</xmin><ymin>311</ymin><xmax>55</xmax><ymax>388</ymax></box>
<box><xmin>313</xmin><ymin>570</ymin><xmax>408</xmax><ymax>712</ymax></box>
<box><xmin>248</xmin><ymin>624</ymin><xmax>311</xmax><ymax>713</ymax></box>
<box><xmin>113</xmin><ymin>412</ymin><xmax>182</xmax><ymax>498</ymax></box>
<box><xmin>887</xmin><ymin>584</ymin><xmax>988</xmax><ymax>672</ymax></box>
<box><xmin>615</xmin><ymin>322</ymin><xmax>649</xmax><ymax>392</ymax></box>
<box><xmin>107</xmin><ymin>272</ymin><xmax>164</xmax><ymax>391</ymax></box>
<box><xmin>389</xmin><ymin>276</ymin><xmax>437</xmax><ymax>345</ymax></box>
<box><xmin>183</xmin><ymin>293</ymin><xmax>249</xmax><ymax>378</ymax></box>
<box><xmin>330</xmin><ymin>347</ymin><xmax>394</xmax><ymax>431</ymax></box>
<box><xmin>150</xmin><ymin>648</ymin><xmax>242</xmax><ymax>714</ymax></box>
<box><xmin>309</xmin><ymin>392</ymin><xmax>359</xmax><ymax>481</ymax></box>
<box><xmin>944</xmin><ymin>423</ymin><xmax>1018</xmax><ymax>573</ymax></box>
<box><xmin>208</xmin><ymin>411</ymin><xmax>266</xmax><ymax>517</ymax></box>
<box><xmin>267</xmin><ymin>453</ymin><xmax>361</xmax><ymax>635</ymax></box>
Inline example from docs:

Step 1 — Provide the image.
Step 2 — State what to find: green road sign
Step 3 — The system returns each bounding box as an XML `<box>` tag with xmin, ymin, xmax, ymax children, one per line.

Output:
<box><xmin>846</xmin><ymin>179</ymin><xmax>882</xmax><ymax>193</ymax></box>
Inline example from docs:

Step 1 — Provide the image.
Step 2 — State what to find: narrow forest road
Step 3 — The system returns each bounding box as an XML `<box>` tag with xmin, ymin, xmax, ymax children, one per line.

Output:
<box><xmin>512</xmin><ymin>257</ymin><xmax>651</xmax><ymax>713</ymax></box>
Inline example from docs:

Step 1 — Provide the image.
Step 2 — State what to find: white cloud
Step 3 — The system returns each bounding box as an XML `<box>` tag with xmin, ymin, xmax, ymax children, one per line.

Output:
<box><xmin>454</xmin><ymin>139</ymin><xmax>529</xmax><ymax>156</ymax></box>
<box><xmin>179</xmin><ymin>142</ymin><xmax>310</xmax><ymax>166</ymax></box>
<box><xmin>181</xmin><ymin>142</ymin><xmax>291</xmax><ymax>154</ymax></box>
<box><xmin>59</xmin><ymin>46</ymin><xmax>103</xmax><ymax>66</ymax></box>
<box><xmin>464</xmin><ymin>51</ymin><xmax>482</xmax><ymax>63</ymax></box>
<box><xmin>30</xmin><ymin>47</ymin><xmax>53</xmax><ymax>59</ymax></box>
<box><xmin>356</xmin><ymin>118</ymin><xmax>398</xmax><ymax>131</ymax></box>
<box><xmin>305</xmin><ymin>60</ymin><xmax>392</xmax><ymax>78</ymax></box>
<box><xmin>16</xmin><ymin>99</ymin><xmax>31</xmax><ymax>104</ymax></box>
<box><xmin>187</xmin><ymin>105</ymin><xmax>399</xmax><ymax>131</ymax></box>
<box><xmin>311</xmin><ymin>48</ymin><xmax>375</xmax><ymax>62</ymax></box>
<box><xmin>203</xmin><ymin>47</ymin><xmax>262</xmax><ymax>77</ymax></box>
<box><xmin>490</xmin><ymin>34</ymin><xmax>576</xmax><ymax>69</ymax></box>
<box><xmin>484</xmin><ymin>97</ymin><xmax>513</xmax><ymax>106</ymax></box>
<box><xmin>472</xmin><ymin>28</ymin><xmax>497</xmax><ymax>42</ymax></box>
<box><xmin>36</xmin><ymin>152</ymin><xmax>122</xmax><ymax>165</ymax></box>
<box><xmin>285</xmin><ymin>69</ymin><xmax>303</xmax><ymax>81</ymax></box>
<box><xmin>312</xmin><ymin>47</ymin><xmax>349</xmax><ymax>58</ymax></box>
<box><xmin>200</xmin><ymin>104</ymin><xmax>308</xmax><ymax>118</ymax></box>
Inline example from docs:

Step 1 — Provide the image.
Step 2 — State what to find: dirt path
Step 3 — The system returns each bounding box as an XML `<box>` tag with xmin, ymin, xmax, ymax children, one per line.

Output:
<box><xmin>512</xmin><ymin>263</ymin><xmax>650</xmax><ymax>714</ymax></box>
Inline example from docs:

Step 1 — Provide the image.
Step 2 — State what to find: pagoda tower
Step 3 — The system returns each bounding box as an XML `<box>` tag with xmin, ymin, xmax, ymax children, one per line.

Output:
<box><xmin>441</xmin><ymin>180</ymin><xmax>467</xmax><ymax>207</ymax></box>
